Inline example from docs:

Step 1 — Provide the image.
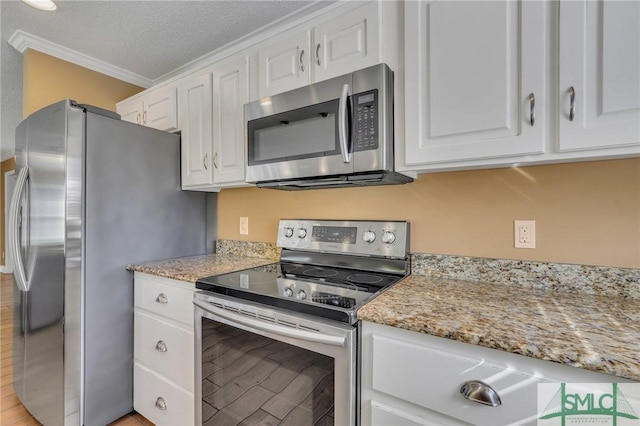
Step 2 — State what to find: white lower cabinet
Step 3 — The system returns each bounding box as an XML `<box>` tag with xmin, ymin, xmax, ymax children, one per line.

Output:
<box><xmin>133</xmin><ymin>272</ymin><xmax>195</xmax><ymax>426</ymax></box>
<box><xmin>360</xmin><ymin>321</ymin><xmax>631</xmax><ymax>426</ymax></box>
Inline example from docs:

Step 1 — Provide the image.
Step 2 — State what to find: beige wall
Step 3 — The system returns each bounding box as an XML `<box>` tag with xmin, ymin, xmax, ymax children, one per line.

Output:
<box><xmin>218</xmin><ymin>158</ymin><xmax>640</xmax><ymax>269</ymax></box>
<box><xmin>22</xmin><ymin>49</ymin><xmax>143</xmax><ymax>117</ymax></box>
<box><xmin>0</xmin><ymin>50</ymin><xmax>144</xmax><ymax>266</ymax></box>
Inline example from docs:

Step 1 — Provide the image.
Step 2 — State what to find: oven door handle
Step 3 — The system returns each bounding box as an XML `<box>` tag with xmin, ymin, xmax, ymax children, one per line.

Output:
<box><xmin>194</xmin><ymin>299</ymin><xmax>347</xmax><ymax>347</ymax></box>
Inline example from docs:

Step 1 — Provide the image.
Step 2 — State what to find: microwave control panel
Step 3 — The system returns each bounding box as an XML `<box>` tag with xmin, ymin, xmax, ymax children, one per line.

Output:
<box><xmin>353</xmin><ymin>90</ymin><xmax>378</xmax><ymax>152</ymax></box>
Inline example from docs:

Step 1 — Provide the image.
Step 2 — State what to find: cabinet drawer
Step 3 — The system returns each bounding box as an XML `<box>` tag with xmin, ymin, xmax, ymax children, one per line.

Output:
<box><xmin>134</xmin><ymin>363</ymin><xmax>194</xmax><ymax>426</ymax></box>
<box><xmin>134</xmin><ymin>312</ymin><xmax>194</xmax><ymax>392</ymax></box>
<box><xmin>371</xmin><ymin>334</ymin><xmax>545</xmax><ymax>425</ymax></box>
<box><xmin>134</xmin><ymin>276</ymin><xmax>194</xmax><ymax>325</ymax></box>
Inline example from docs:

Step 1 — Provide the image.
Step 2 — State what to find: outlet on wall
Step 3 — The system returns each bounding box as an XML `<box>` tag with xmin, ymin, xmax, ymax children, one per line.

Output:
<box><xmin>239</xmin><ymin>217</ymin><xmax>249</xmax><ymax>235</ymax></box>
<box><xmin>514</xmin><ymin>220</ymin><xmax>536</xmax><ymax>249</ymax></box>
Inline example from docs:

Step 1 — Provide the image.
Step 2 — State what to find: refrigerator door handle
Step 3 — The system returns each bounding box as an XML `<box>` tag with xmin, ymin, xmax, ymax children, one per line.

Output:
<box><xmin>8</xmin><ymin>167</ymin><xmax>30</xmax><ymax>292</ymax></box>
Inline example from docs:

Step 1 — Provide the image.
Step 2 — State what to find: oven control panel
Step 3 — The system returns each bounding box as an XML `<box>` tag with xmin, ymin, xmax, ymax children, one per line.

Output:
<box><xmin>277</xmin><ymin>219</ymin><xmax>409</xmax><ymax>259</ymax></box>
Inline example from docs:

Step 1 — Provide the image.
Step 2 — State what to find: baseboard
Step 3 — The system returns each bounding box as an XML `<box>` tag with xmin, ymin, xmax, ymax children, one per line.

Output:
<box><xmin>0</xmin><ymin>265</ymin><xmax>12</xmax><ymax>274</ymax></box>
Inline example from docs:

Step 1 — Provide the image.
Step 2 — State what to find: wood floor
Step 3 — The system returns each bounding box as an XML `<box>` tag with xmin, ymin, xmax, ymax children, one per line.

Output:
<box><xmin>1</xmin><ymin>273</ymin><xmax>154</xmax><ymax>426</ymax></box>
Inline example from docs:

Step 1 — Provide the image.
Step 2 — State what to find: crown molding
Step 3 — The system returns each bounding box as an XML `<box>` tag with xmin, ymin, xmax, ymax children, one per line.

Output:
<box><xmin>1</xmin><ymin>151</ymin><xmax>15</xmax><ymax>162</ymax></box>
<box><xmin>8</xmin><ymin>30</ymin><xmax>152</xmax><ymax>88</ymax></box>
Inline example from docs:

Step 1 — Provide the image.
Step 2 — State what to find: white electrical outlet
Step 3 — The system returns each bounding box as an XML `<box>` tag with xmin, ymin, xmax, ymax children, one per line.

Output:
<box><xmin>239</xmin><ymin>217</ymin><xmax>249</xmax><ymax>235</ymax></box>
<box><xmin>514</xmin><ymin>220</ymin><xmax>536</xmax><ymax>249</ymax></box>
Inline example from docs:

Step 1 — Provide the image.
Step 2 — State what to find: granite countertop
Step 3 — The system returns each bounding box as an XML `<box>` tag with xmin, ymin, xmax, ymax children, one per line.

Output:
<box><xmin>358</xmin><ymin>275</ymin><xmax>640</xmax><ymax>381</ymax></box>
<box><xmin>127</xmin><ymin>254</ymin><xmax>276</xmax><ymax>283</ymax></box>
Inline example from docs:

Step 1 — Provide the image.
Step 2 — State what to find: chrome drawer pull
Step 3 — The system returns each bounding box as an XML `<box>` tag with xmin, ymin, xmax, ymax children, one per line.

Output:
<box><xmin>155</xmin><ymin>396</ymin><xmax>167</xmax><ymax>410</ymax></box>
<box><xmin>528</xmin><ymin>93</ymin><xmax>535</xmax><ymax>126</ymax></box>
<box><xmin>156</xmin><ymin>293</ymin><xmax>168</xmax><ymax>304</ymax></box>
<box><xmin>460</xmin><ymin>380</ymin><xmax>502</xmax><ymax>407</ymax></box>
<box><xmin>155</xmin><ymin>340</ymin><xmax>167</xmax><ymax>352</ymax></box>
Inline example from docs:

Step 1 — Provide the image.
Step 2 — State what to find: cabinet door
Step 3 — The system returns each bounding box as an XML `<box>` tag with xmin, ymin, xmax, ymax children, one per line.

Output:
<box><xmin>143</xmin><ymin>86</ymin><xmax>178</xmax><ymax>132</ymax></box>
<box><xmin>117</xmin><ymin>99</ymin><xmax>143</xmax><ymax>125</ymax></box>
<box><xmin>257</xmin><ymin>30</ymin><xmax>311</xmax><ymax>98</ymax></box>
<box><xmin>212</xmin><ymin>55</ymin><xmax>250</xmax><ymax>185</ymax></box>
<box><xmin>180</xmin><ymin>73</ymin><xmax>213</xmax><ymax>187</ymax></box>
<box><xmin>404</xmin><ymin>1</ymin><xmax>546</xmax><ymax>166</ymax></box>
<box><xmin>313</xmin><ymin>2</ymin><xmax>380</xmax><ymax>82</ymax></box>
<box><xmin>558</xmin><ymin>0</ymin><xmax>640</xmax><ymax>151</ymax></box>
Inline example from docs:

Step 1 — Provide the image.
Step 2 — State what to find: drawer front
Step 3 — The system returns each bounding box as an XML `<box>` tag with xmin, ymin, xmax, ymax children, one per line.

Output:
<box><xmin>134</xmin><ymin>277</ymin><xmax>194</xmax><ymax>325</ymax></box>
<box><xmin>371</xmin><ymin>334</ymin><xmax>545</xmax><ymax>425</ymax></box>
<box><xmin>369</xmin><ymin>400</ymin><xmax>467</xmax><ymax>426</ymax></box>
<box><xmin>134</xmin><ymin>312</ymin><xmax>194</xmax><ymax>392</ymax></box>
<box><xmin>134</xmin><ymin>363</ymin><xmax>194</xmax><ymax>426</ymax></box>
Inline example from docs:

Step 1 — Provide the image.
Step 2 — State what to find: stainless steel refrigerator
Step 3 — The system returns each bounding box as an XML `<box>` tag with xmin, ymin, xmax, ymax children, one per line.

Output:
<box><xmin>7</xmin><ymin>100</ymin><xmax>207</xmax><ymax>426</ymax></box>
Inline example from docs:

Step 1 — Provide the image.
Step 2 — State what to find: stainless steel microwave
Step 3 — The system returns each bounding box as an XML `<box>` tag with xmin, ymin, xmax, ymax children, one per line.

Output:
<box><xmin>244</xmin><ymin>63</ymin><xmax>413</xmax><ymax>190</ymax></box>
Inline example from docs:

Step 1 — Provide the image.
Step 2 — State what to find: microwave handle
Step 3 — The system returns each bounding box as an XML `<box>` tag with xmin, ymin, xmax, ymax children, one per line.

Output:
<box><xmin>338</xmin><ymin>84</ymin><xmax>351</xmax><ymax>163</ymax></box>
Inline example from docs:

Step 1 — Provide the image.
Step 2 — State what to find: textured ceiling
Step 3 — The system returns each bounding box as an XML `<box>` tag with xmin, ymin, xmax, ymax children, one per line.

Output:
<box><xmin>0</xmin><ymin>0</ymin><xmax>325</xmax><ymax>158</ymax></box>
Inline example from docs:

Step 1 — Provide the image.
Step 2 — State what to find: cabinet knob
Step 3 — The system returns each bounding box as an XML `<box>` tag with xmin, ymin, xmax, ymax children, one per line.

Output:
<box><xmin>460</xmin><ymin>380</ymin><xmax>502</xmax><ymax>407</ymax></box>
<box><xmin>156</xmin><ymin>293</ymin><xmax>168</xmax><ymax>304</ymax></box>
<box><xmin>155</xmin><ymin>396</ymin><xmax>167</xmax><ymax>410</ymax></box>
<box><xmin>155</xmin><ymin>340</ymin><xmax>168</xmax><ymax>352</ymax></box>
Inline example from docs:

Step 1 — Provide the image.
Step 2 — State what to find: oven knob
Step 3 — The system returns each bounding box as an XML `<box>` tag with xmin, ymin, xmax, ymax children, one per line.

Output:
<box><xmin>284</xmin><ymin>287</ymin><xmax>293</xmax><ymax>297</ymax></box>
<box><xmin>381</xmin><ymin>231</ymin><xmax>396</xmax><ymax>244</ymax></box>
<box><xmin>296</xmin><ymin>290</ymin><xmax>307</xmax><ymax>300</ymax></box>
<box><xmin>362</xmin><ymin>230</ymin><xmax>376</xmax><ymax>243</ymax></box>
<box><xmin>283</xmin><ymin>227</ymin><xmax>294</xmax><ymax>238</ymax></box>
<box><xmin>297</xmin><ymin>228</ymin><xmax>307</xmax><ymax>239</ymax></box>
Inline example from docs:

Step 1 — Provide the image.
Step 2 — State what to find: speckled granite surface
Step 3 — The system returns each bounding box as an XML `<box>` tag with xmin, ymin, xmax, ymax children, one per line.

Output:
<box><xmin>358</xmin><ymin>275</ymin><xmax>640</xmax><ymax>381</ymax></box>
<box><xmin>412</xmin><ymin>253</ymin><xmax>640</xmax><ymax>299</ymax></box>
<box><xmin>215</xmin><ymin>240</ymin><xmax>280</xmax><ymax>260</ymax></box>
<box><xmin>127</xmin><ymin>254</ymin><xmax>275</xmax><ymax>283</ymax></box>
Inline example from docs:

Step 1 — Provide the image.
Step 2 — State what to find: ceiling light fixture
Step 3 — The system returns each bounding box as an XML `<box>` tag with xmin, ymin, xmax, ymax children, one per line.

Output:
<box><xmin>22</xmin><ymin>0</ymin><xmax>57</xmax><ymax>11</ymax></box>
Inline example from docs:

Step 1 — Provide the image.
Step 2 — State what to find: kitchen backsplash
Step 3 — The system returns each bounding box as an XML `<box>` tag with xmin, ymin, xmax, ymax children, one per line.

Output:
<box><xmin>215</xmin><ymin>240</ymin><xmax>640</xmax><ymax>299</ymax></box>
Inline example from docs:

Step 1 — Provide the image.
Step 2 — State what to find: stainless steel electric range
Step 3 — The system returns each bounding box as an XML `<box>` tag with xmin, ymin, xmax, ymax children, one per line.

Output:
<box><xmin>194</xmin><ymin>219</ymin><xmax>409</xmax><ymax>426</ymax></box>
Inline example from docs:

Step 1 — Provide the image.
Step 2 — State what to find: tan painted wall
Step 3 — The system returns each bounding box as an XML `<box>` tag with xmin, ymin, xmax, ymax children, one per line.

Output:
<box><xmin>218</xmin><ymin>158</ymin><xmax>640</xmax><ymax>269</ymax></box>
<box><xmin>0</xmin><ymin>50</ymin><xmax>144</xmax><ymax>266</ymax></box>
<box><xmin>0</xmin><ymin>157</ymin><xmax>16</xmax><ymax>266</ymax></box>
<box><xmin>22</xmin><ymin>49</ymin><xmax>143</xmax><ymax>117</ymax></box>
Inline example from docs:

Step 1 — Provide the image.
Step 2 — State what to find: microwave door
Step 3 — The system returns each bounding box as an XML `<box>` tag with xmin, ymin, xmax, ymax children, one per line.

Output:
<box><xmin>246</xmin><ymin>76</ymin><xmax>355</xmax><ymax>183</ymax></box>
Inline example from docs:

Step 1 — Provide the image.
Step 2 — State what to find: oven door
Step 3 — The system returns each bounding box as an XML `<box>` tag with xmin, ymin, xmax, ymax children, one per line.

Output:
<box><xmin>245</xmin><ymin>73</ymin><xmax>354</xmax><ymax>184</ymax></box>
<box><xmin>194</xmin><ymin>292</ymin><xmax>356</xmax><ymax>426</ymax></box>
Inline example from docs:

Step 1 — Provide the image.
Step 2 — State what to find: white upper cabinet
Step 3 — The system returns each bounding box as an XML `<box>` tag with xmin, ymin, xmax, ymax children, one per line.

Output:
<box><xmin>258</xmin><ymin>30</ymin><xmax>311</xmax><ymax>98</ymax></box>
<box><xmin>179</xmin><ymin>72</ymin><xmax>213</xmax><ymax>188</ymax></box>
<box><xmin>257</xmin><ymin>2</ymin><xmax>385</xmax><ymax>98</ymax></box>
<box><xmin>404</xmin><ymin>0</ymin><xmax>547</xmax><ymax>167</ymax></box>
<box><xmin>313</xmin><ymin>2</ymin><xmax>380</xmax><ymax>82</ymax></box>
<box><xmin>558</xmin><ymin>0</ymin><xmax>640</xmax><ymax>152</ymax></box>
<box><xmin>117</xmin><ymin>85</ymin><xmax>178</xmax><ymax>132</ymax></box>
<box><xmin>212</xmin><ymin>55</ymin><xmax>250</xmax><ymax>185</ymax></box>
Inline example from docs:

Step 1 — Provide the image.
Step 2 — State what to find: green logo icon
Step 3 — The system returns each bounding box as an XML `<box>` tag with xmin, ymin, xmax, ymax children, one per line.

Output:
<box><xmin>539</xmin><ymin>383</ymin><xmax>639</xmax><ymax>425</ymax></box>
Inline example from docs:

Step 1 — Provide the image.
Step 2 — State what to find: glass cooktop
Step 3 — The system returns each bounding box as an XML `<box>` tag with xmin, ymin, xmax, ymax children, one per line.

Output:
<box><xmin>195</xmin><ymin>262</ymin><xmax>403</xmax><ymax>324</ymax></box>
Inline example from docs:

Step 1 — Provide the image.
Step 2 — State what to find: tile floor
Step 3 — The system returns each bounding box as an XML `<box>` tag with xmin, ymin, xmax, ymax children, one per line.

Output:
<box><xmin>0</xmin><ymin>273</ymin><xmax>154</xmax><ymax>425</ymax></box>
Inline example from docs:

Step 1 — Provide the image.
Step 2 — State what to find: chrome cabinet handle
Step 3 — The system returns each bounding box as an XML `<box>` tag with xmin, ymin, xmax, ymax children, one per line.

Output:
<box><xmin>568</xmin><ymin>86</ymin><xmax>576</xmax><ymax>121</ymax></box>
<box><xmin>299</xmin><ymin>49</ymin><xmax>305</xmax><ymax>72</ymax></box>
<box><xmin>460</xmin><ymin>380</ymin><xmax>502</xmax><ymax>407</ymax></box>
<box><xmin>337</xmin><ymin>83</ymin><xmax>351</xmax><ymax>163</ymax></box>
<box><xmin>155</xmin><ymin>397</ymin><xmax>167</xmax><ymax>410</ymax></box>
<box><xmin>142</xmin><ymin>111</ymin><xmax>147</xmax><ymax>125</ymax></box>
<box><xmin>213</xmin><ymin>152</ymin><xmax>218</xmax><ymax>169</ymax></box>
<box><xmin>155</xmin><ymin>340</ymin><xmax>167</xmax><ymax>352</ymax></box>
<box><xmin>156</xmin><ymin>293</ymin><xmax>168</xmax><ymax>304</ymax></box>
<box><xmin>203</xmin><ymin>153</ymin><xmax>208</xmax><ymax>171</ymax></box>
<box><xmin>316</xmin><ymin>43</ymin><xmax>321</xmax><ymax>66</ymax></box>
<box><xmin>136</xmin><ymin>113</ymin><xmax>141</xmax><ymax>124</ymax></box>
<box><xmin>528</xmin><ymin>93</ymin><xmax>535</xmax><ymax>127</ymax></box>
